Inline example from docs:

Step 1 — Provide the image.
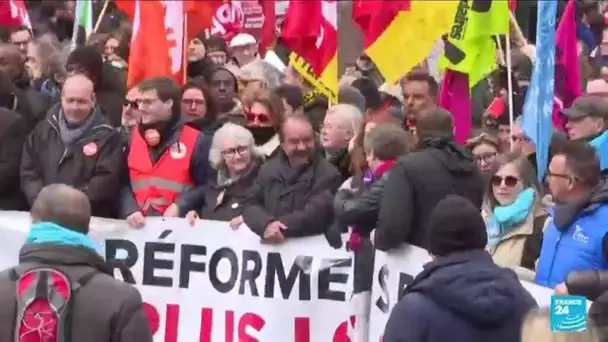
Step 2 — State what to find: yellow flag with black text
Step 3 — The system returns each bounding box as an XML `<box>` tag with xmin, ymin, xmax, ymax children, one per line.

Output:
<box><xmin>440</xmin><ymin>0</ymin><xmax>510</xmax><ymax>87</ymax></box>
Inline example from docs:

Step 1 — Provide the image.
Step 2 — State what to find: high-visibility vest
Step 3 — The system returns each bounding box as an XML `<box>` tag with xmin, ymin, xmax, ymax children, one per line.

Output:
<box><xmin>128</xmin><ymin>125</ymin><xmax>200</xmax><ymax>215</ymax></box>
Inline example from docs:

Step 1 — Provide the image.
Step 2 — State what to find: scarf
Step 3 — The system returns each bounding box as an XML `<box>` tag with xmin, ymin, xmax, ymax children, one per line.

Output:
<box><xmin>40</xmin><ymin>78</ymin><xmax>61</xmax><ymax>102</ymax></box>
<box><xmin>57</xmin><ymin>109</ymin><xmax>98</xmax><ymax>144</ymax></box>
<box><xmin>26</xmin><ymin>222</ymin><xmax>99</xmax><ymax>252</ymax></box>
<box><xmin>216</xmin><ymin>163</ymin><xmax>258</xmax><ymax>189</ymax></box>
<box><xmin>486</xmin><ymin>187</ymin><xmax>535</xmax><ymax>250</ymax></box>
<box><xmin>348</xmin><ymin>160</ymin><xmax>397</xmax><ymax>252</ymax></box>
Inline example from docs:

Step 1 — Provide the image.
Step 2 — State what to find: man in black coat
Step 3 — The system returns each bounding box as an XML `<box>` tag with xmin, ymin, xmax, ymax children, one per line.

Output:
<box><xmin>375</xmin><ymin>108</ymin><xmax>485</xmax><ymax>251</ymax></box>
<box><xmin>20</xmin><ymin>74</ymin><xmax>123</xmax><ymax>218</ymax></box>
<box><xmin>0</xmin><ymin>107</ymin><xmax>27</xmax><ymax>210</ymax></box>
<box><xmin>243</xmin><ymin>115</ymin><xmax>342</xmax><ymax>242</ymax></box>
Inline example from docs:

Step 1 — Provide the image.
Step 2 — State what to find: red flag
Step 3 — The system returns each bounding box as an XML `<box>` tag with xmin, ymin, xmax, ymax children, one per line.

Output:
<box><xmin>0</xmin><ymin>0</ymin><xmax>31</xmax><ymax>29</ymax></box>
<box><xmin>184</xmin><ymin>0</ymin><xmax>224</xmax><ymax>40</ymax></box>
<box><xmin>258</xmin><ymin>0</ymin><xmax>276</xmax><ymax>55</ymax></box>
<box><xmin>282</xmin><ymin>0</ymin><xmax>337</xmax><ymax>75</ymax></box>
<box><xmin>121</xmin><ymin>0</ymin><xmax>173</xmax><ymax>88</ymax></box>
<box><xmin>352</xmin><ymin>0</ymin><xmax>411</xmax><ymax>48</ymax></box>
<box><xmin>508</xmin><ymin>0</ymin><xmax>517</xmax><ymax>11</ymax></box>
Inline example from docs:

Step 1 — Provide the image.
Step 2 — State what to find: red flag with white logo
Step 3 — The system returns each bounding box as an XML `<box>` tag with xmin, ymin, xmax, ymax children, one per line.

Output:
<box><xmin>281</xmin><ymin>0</ymin><xmax>337</xmax><ymax>76</ymax></box>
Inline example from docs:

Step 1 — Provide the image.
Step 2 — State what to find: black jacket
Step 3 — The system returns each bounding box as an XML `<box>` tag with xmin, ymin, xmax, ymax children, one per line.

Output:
<box><xmin>20</xmin><ymin>106</ymin><xmax>124</xmax><ymax>218</ymax></box>
<box><xmin>119</xmin><ymin>121</ymin><xmax>214</xmax><ymax>218</ymax></box>
<box><xmin>243</xmin><ymin>150</ymin><xmax>342</xmax><ymax>238</ymax></box>
<box><xmin>193</xmin><ymin>164</ymin><xmax>260</xmax><ymax>221</ymax></box>
<box><xmin>0</xmin><ymin>108</ymin><xmax>28</xmax><ymax>210</ymax></box>
<box><xmin>326</xmin><ymin>148</ymin><xmax>352</xmax><ymax>182</ymax></box>
<box><xmin>376</xmin><ymin>137</ymin><xmax>484</xmax><ymax>251</ymax></box>
<box><xmin>383</xmin><ymin>250</ymin><xmax>537</xmax><ymax>342</ymax></box>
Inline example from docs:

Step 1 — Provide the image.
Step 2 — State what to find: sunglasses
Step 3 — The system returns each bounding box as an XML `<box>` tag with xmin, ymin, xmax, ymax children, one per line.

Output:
<box><xmin>245</xmin><ymin>111</ymin><xmax>270</xmax><ymax>123</ymax></box>
<box><xmin>123</xmin><ymin>100</ymin><xmax>138</xmax><ymax>109</ymax></box>
<box><xmin>491</xmin><ymin>175</ymin><xmax>520</xmax><ymax>187</ymax></box>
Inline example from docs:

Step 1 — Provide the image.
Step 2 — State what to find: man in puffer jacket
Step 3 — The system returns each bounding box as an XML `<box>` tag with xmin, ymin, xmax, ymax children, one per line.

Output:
<box><xmin>383</xmin><ymin>195</ymin><xmax>536</xmax><ymax>342</ymax></box>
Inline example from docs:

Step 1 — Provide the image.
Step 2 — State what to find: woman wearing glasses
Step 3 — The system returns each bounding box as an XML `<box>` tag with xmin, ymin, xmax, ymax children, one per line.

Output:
<box><xmin>184</xmin><ymin>123</ymin><xmax>262</xmax><ymax>227</ymax></box>
<box><xmin>242</xmin><ymin>88</ymin><xmax>285</xmax><ymax>159</ymax></box>
<box><xmin>466</xmin><ymin>131</ymin><xmax>501</xmax><ymax>176</ymax></box>
<box><xmin>482</xmin><ymin>153</ymin><xmax>548</xmax><ymax>277</ymax></box>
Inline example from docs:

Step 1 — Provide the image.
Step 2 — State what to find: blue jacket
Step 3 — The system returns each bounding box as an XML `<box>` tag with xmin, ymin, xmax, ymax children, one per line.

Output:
<box><xmin>383</xmin><ymin>250</ymin><xmax>537</xmax><ymax>342</ymax></box>
<box><xmin>535</xmin><ymin>185</ymin><xmax>608</xmax><ymax>288</ymax></box>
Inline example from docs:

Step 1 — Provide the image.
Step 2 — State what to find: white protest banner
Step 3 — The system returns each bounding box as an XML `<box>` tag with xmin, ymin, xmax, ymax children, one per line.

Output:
<box><xmin>368</xmin><ymin>244</ymin><xmax>554</xmax><ymax>342</ymax></box>
<box><xmin>0</xmin><ymin>211</ymin><xmax>354</xmax><ymax>342</ymax></box>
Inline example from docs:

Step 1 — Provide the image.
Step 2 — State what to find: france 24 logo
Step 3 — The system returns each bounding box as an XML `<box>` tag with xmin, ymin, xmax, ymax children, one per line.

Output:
<box><xmin>551</xmin><ymin>295</ymin><xmax>587</xmax><ymax>332</ymax></box>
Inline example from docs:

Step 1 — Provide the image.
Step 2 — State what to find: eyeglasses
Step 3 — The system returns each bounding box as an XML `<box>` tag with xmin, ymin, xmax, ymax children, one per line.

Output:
<box><xmin>491</xmin><ymin>175</ymin><xmax>520</xmax><ymax>187</ymax></box>
<box><xmin>182</xmin><ymin>99</ymin><xmax>205</xmax><ymax>107</ymax></box>
<box><xmin>245</xmin><ymin>111</ymin><xmax>270</xmax><ymax>123</ymax></box>
<box><xmin>475</xmin><ymin>152</ymin><xmax>497</xmax><ymax>163</ymax></box>
<box><xmin>545</xmin><ymin>171</ymin><xmax>572</xmax><ymax>182</ymax></box>
<box><xmin>221</xmin><ymin>146</ymin><xmax>249</xmax><ymax>158</ymax></box>
<box><xmin>123</xmin><ymin>99</ymin><xmax>138</xmax><ymax>109</ymax></box>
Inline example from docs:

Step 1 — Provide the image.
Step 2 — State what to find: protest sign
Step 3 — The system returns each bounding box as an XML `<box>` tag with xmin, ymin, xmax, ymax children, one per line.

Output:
<box><xmin>0</xmin><ymin>211</ymin><xmax>354</xmax><ymax>342</ymax></box>
<box><xmin>368</xmin><ymin>244</ymin><xmax>554</xmax><ymax>342</ymax></box>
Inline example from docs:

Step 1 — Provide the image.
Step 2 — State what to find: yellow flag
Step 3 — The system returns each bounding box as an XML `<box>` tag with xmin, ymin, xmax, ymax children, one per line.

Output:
<box><xmin>440</xmin><ymin>0</ymin><xmax>510</xmax><ymax>87</ymax></box>
<box><xmin>289</xmin><ymin>52</ymin><xmax>338</xmax><ymax>104</ymax></box>
<box><xmin>366</xmin><ymin>1</ymin><xmax>458</xmax><ymax>85</ymax></box>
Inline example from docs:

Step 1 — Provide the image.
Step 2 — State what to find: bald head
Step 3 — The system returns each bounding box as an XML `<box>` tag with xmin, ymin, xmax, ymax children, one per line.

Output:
<box><xmin>63</xmin><ymin>73</ymin><xmax>95</xmax><ymax>95</ymax></box>
<box><xmin>62</xmin><ymin>74</ymin><xmax>96</xmax><ymax>122</ymax></box>
<box><xmin>30</xmin><ymin>184</ymin><xmax>91</xmax><ymax>234</ymax></box>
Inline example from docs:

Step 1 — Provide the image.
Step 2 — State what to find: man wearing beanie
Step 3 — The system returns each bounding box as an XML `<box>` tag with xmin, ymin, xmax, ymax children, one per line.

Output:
<box><xmin>0</xmin><ymin>184</ymin><xmax>152</xmax><ymax>341</ymax></box>
<box><xmin>383</xmin><ymin>195</ymin><xmax>537</xmax><ymax>342</ymax></box>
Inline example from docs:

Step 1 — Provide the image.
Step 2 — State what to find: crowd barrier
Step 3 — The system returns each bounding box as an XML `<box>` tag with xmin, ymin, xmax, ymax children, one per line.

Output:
<box><xmin>0</xmin><ymin>211</ymin><xmax>553</xmax><ymax>342</ymax></box>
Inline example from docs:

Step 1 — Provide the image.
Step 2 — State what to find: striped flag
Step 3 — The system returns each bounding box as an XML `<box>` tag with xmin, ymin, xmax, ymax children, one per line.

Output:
<box><xmin>72</xmin><ymin>0</ymin><xmax>93</xmax><ymax>46</ymax></box>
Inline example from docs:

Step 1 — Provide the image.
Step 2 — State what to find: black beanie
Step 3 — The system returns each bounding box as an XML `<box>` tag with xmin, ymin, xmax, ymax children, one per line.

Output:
<box><xmin>427</xmin><ymin>195</ymin><xmax>487</xmax><ymax>257</ymax></box>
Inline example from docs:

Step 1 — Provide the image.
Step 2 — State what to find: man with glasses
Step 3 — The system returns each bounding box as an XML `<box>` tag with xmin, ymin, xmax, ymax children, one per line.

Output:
<box><xmin>121</xmin><ymin>77</ymin><xmax>212</xmax><ymax>228</ymax></box>
<box><xmin>536</xmin><ymin>140</ymin><xmax>608</xmax><ymax>288</ymax></box>
<box><xmin>8</xmin><ymin>25</ymin><xmax>31</xmax><ymax>59</ymax></box>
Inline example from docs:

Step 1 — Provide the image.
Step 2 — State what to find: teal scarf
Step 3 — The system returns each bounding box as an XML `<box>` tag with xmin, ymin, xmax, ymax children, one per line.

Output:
<box><xmin>26</xmin><ymin>222</ymin><xmax>98</xmax><ymax>252</ymax></box>
<box><xmin>486</xmin><ymin>188</ymin><xmax>535</xmax><ymax>249</ymax></box>
<box><xmin>590</xmin><ymin>130</ymin><xmax>608</xmax><ymax>170</ymax></box>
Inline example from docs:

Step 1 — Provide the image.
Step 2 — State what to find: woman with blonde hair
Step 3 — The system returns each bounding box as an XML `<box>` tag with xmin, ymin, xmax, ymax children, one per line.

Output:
<box><xmin>482</xmin><ymin>152</ymin><xmax>547</xmax><ymax>278</ymax></box>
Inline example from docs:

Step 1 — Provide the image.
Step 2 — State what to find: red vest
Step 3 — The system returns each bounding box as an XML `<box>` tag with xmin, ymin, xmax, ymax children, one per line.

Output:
<box><xmin>128</xmin><ymin>126</ymin><xmax>200</xmax><ymax>215</ymax></box>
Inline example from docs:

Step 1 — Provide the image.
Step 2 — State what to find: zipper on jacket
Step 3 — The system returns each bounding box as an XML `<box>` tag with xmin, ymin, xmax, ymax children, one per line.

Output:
<box><xmin>58</xmin><ymin>148</ymin><xmax>68</xmax><ymax>166</ymax></box>
<box><xmin>547</xmin><ymin>231</ymin><xmax>563</xmax><ymax>285</ymax></box>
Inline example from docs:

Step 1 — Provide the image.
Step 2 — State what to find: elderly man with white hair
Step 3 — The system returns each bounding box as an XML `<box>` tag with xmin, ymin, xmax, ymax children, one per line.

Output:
<box><xmin>239</xmin><ymin>59</ymin><xmax>284</xmax><ymax>92</ymax></box>
<box><xmin>321</xmin><ymin>104</ymin><xmax>364</xmax><ymax>181</ymax></box>
<box><xmin>183</xmin><ymin>123</ymin><xmax>263</xmax><ymax>228</ymax></box>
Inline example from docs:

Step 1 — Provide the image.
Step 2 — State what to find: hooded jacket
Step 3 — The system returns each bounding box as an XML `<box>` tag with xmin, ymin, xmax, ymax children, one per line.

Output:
<box><xmin>375</xmin><ymin>137</ymin><xmax>485</xmax><ymax>251</ymax></box>
<box><xmin>383</xmin><ymin>250</ymin><xmax>537</xmax><ymax>342</ymax></box>
<box><xmin>0</xmin><ymin>244</ymin><xmax>152</xmax><ymax>342</ymax></box>
<box><xmin>536</xmin><ymin>181</ymin><xmax>608</xmax><ymax>288</ymax></box>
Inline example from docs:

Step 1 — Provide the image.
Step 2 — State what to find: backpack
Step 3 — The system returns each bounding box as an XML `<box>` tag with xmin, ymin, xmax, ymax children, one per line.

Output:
<box><xmin>10</xmin><ymin>267</ymin><xmax>97</xmax><ymax>342</ymax></box>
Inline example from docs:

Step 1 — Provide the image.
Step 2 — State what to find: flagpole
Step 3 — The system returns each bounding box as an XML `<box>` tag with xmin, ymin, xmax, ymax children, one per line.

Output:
<box><xmin>93</xmin><ymin>0</ymin><xmax>110</xmax><ymax>33</ymax></box>
<box><xmin>506</xmin><ymin>33</ymin><xmax>515</xmax><ymax>151</ymax></box>
<box><xmin>183</xmin><ymin>14</ymin><xmax>189</xmax><ymax>82</ymax></box>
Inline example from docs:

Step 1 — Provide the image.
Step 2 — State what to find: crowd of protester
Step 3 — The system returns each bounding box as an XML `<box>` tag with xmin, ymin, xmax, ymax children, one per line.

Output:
<box><xmin>5</xmin><ymin>1</ymin><xmax>608</xmax><ymax>341</ymax></box>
